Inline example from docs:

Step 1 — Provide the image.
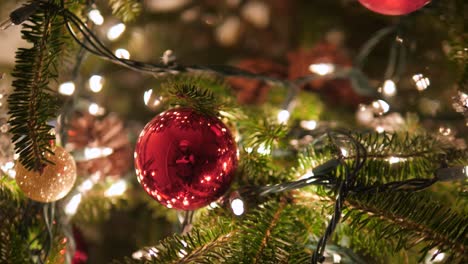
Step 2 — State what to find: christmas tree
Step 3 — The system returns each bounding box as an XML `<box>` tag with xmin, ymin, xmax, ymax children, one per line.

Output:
<box><xmin>0</xmin><ymin>0</ymin><xmax>466</xmax><ymax>263</ymax></box>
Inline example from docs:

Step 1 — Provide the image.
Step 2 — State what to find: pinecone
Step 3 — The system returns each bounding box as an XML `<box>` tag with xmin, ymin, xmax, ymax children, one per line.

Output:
<box><xmin>67</xmin><ymin>112</ymin><xmax>132</xmax><ymax>179</ymax></box>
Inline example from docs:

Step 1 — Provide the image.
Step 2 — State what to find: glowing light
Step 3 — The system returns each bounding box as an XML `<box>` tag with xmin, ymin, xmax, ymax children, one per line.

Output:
<box><xmin>277</xmin><ymin>109</ymin><xmax>290</xmax><ymax>124</ymax></box>
<box><xmin>1</xmin><ymin>161</ymin><xmax>16</xmax><ymax>178</ymax></box>
<box><xmin>309</xmin><ymin>63</ymin><xmax>335</xmax><ymax>76</ymax></box>
<box><xmin>426</xmin><ymin>250</ymin><xmax>446</xmax><ymax>263</ymax></box>
<box><xmin>59</xmin><ymin>82</ymin><xmax>75</xmax><ymax>96</ymax></box>
<box><xmin>257</xmin><ymin>144</ymin><xmax>271</xmax><ymax>155</ymax></box>
<box><xmin>88</xmin><ymin>103</ymin><xmax>105</xmax><ymax>116</ymax></box>
<box><xmin>300</xmin><ymin>120</ymin><xmax>317</xmax><ymax>130</ymax></box>
<box><xmin>84</xmin><ymin>147</ymin><xmax>113</xmax><ymax>160</ymax></box>
<box><xmin>372</xmin><ymin>99</ymin><xmax>390</xmax><ymax>114</ymax></box>
<box><xmin>177</xmin><ymin>249</ymin><xmax>187</xmax><ymax>258</ymax></box>
<box><xmin>89</xmin><ymin>75</ymin><xmax>104</xmax><ymax>93</ymax></box>
<box><xmin>115</xmin><ymin>48</ymin><xmax>130</xmax><ymax>59</ymax></box>
<box><xmin>132</xmin><ymin>250</ymin><xmax>146</xmax><ymax>260</ymax></box>
<box><xmin>65</xmin><ymin>193</ymin><xmax>82</xmax><ymax>215</ymax></box>
<box><xmin>299</xmin><ymin>169</ymin><xmax>314</xmax><ymax>180</ymax></box>
<box><xmin>387</xmin><ymin>156</ymin><xmax>407</xmax><ymax>164</ymax></box>
<box><xmin>375</xmin><ymin>126</ymin><xmax>385</xmax><ymax>133</ymax></box>
<box><xmin>432</xmin><ymin>253</ymin><xmax>445</xmax><ymax>262</ymax></box>
<box><xmin>231</xmin><ymin>198</ymin><xmax>245</xmax><ymax>216</ymax></box>
<box><xmin>105</xmin><ymin>180</ymin><xmax>127</xmax><ymax>197</ymax></box>
<box><xmin>464</xmin><ymin>166</ymin><xmax>468</xmax><ymax>177</ymax></box>
<box><xmin>144</xmin><ymin>89</ymin><xmax>153</xmax><ymax>105</ymax></box>
<box><xmin>382</xmin><ymin>80</ymin><xmax>396</xmax><ymax>96</ymax></box>
<box><xmin>180</xmin><ymin>240</ymin><xmax>188</xmax><ymax>247</ymax></box>
<box><xmin>438</xmin><ymin>127</ymin><xmax>452</xmax><ymax>136</ymax></box>
<box><xmin>107</xmin><ymin>23</ymin><xmax>126</xmax><ymax>40</ymax></box>
<box><xmin>333</xmin><ymin>253</ymin><xmax>342</xmax><ymax>263</ymax></box>
<box><xmin>77</xmin><ymin>179</ymin><xmax>95</xmax><ymax>193</ymax></box>
<box><xmin>340</xmin><ymin>148</ymin><xmax>348</xmax><ymax>157</ymax></box>
<box><xmin>412</xmin><ymin>74</ymin><xmax>430</xmax><ymax>91</ymax></box>
<box><xmin>88</xmin><ymin>9</ymin><xmax>104</xmax><ymax>25</ymax></box>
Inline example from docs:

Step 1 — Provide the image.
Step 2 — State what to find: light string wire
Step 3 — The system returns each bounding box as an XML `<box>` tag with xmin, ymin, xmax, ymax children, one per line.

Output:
<box><xmin>237</xmin><ymin>129</ymin><xmax>444</xmax><ymax>263</ymax></box>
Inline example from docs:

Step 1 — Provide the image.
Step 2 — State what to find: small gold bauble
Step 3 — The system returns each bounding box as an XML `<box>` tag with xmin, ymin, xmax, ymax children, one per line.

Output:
<box><xmin>15</xmin><ymin>146</ymin><xmax>77</xmax><ymax>203</ymax></box>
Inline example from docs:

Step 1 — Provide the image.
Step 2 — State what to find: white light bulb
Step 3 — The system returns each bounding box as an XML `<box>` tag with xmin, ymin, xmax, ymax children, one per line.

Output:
<box><xmin>372</xmin><ymin>99</ymin><xmax>390</xmax><ymax>114</ymax></box>
<box><xmin>144</xmin><ymin>89</ymin><xmax>153</xmax><ymax>105</ymax></box>
<box><xmin>257</xmin><ymin>143</ymin><xmax>271</xmax><ymax>155</ymax></box>
<box><xmin>309</xmin><ymin>63</ymin><xmax>335</xmax><ymax>76</ymax></box>
<box><xmin>65</xmin><ymin>193</ymin><xmax>82</xmax><ymax>215</ymax></box>
<box><xmin>107</xmin><ymin>23</ymin><xmax>126</xmax><ymax>40</ymax></box>
<box><xmin>88</xmin><ymin>103</ymin><xmax>105</xmax><ymax>116</ymax></box>
<box><xmin>84</xmin><ymin>147</ymin><xmax>113</xmax><ymax>160</ymax></box>
<box><xmin>115</xmin><ymin>48</ymin><xmax>130</xmax><ymax>59</ymax></box>
<box><xmin>59</xmin><ymin>81</ymin><xmax>75</xmax><ymax>96</ymax></box>
<box><xmin>300</xmin><ymin>120</ymin><xmax>317</xmax><ymax>130</ymax></box>
<box><xmin>412</xmin><ymin>74</ymin><xmax>430</xmax><ymax>91</ymax></box>
<box><xmin>89</xmin><ymin>75</ymin><xmax>104</xmax><ymax>93</ymax></box>
<box><xmin>277</xmin><ymin>109</ymin><xmax>290</xmax><ymax>124</ymax></box>
<box><xmin>231</xmin><ymin>198</ymin><xmax>245</xmax><ymax>216</ymax></box>
<box><xmin>88</xmin><ymin>9</ymin><xmax>104</xmax><ymax>25</ymax></box>
<box><xmin>387</xmin><ymin>156</ymin><xmax>407</xmax><ymax>164</ymax></box>
<box><xmin>105</xmin><ymin>180</ymin><xmax>127</xmax><ymax>197</ymax></box>
<box><xmin>382</xmin><ymin>79</ymin><xmax>396</xmax><ymax>96</ymax></box>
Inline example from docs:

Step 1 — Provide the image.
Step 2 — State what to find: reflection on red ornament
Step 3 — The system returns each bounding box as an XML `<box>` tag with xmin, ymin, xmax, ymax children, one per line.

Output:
<box><xmin>134</xmin><ymin>108</ymin><xmax>237</xmax><ymax>210</ymax></box>
<box><xmin>358</xmin><ymin>0</ymin><xmax>430</xmax><ymax>16</ymax></box>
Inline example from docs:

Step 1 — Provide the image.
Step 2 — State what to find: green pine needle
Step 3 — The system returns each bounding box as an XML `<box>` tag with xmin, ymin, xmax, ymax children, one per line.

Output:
<box><xmin>8</xmin><ymin>1</ymin><xmax>66</xmax><ymax>172</ymax></box>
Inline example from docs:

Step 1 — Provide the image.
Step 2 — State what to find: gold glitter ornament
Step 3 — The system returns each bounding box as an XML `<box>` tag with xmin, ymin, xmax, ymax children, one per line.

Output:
<box><xmin>15</xmin><ymin>146</ymin><xmax>77</xmax><ymax>203</ymax></box>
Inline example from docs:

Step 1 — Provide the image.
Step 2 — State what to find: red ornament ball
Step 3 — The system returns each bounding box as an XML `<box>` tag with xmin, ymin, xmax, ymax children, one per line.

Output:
<box><xmin>135</xmin><ymin>108</ymin><xmax>238</xmax><ymax>210</ymax></box>
<box><xmin>358</xmin><ymin>0</ymin><xmax>430</xmax><ymax>15</ymax></box>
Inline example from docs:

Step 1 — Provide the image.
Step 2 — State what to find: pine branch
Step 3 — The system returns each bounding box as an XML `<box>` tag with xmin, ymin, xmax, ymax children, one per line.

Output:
<box><xmin>153</xmin><ymin>76</ymin><xmax>235</xmax><ymax>116</ymax></box>
<box><xmin>108</xmin><ymin>0</ymin><xmax>142</xmax><ymax>23</ymax></box>
<box><xmin>342</xmin><ymin>191</ymin><xmax>468</xmax><ymax>262</ymax></box>
<box><xmin>115</xmin><ymin>200</ymin><xmax>319</xmax><ymax>263</ymax></box>
<box><xmin>238</xmin><ymin>114</ymin><xmax>288</xmax><ymax>152</ymax></box>
<box><xmin>8</xmin><ymin>1</ymin><xmax>66</xmax><ymax>171</ymax></box>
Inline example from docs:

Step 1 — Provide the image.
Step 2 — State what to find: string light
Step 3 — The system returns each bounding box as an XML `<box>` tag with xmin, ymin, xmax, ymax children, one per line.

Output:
<box><xmin>332</xmin><ymin>253</ymin><xmax>342</xmax><ymax>263</ymax></box>
<box><xmin>277</xmin><ymin>109</ymin><xmax>290</xmax><ymax>124</ymax></box>
<box><xmin>77</xmin><ymin>178</ymin><xmax>95</xmax><ymax>193</ymax></box>
<box><xmin>425</xmin><ymin>249</ymin><xmax>446</xmax><ymax>263</ymax></box>
<box><xmin>104</xmin><ymin>180</ymin><xmax>127</xmax><ymax>197</ymax></box>
<box><xmin>88</xmin><ymin>9</ymin><xmax>104</xmax><ymax>25</ymax></box>
<box><xmin>115</xmin><ymin>48</ymin><xmax>130</xmax><ymax>59</ymax></box>
<box><xmin>1</xmin><ymin>161</ymin><xmax>16</xmax><ymax>178</ymax></box>
<box><xmin>89</xmin><ymin>75</ymin><xmax>104</xmax><ymax>93</ymax></box>
<box><xmin>143</xmin><ymin>89</ymin><xmax>153</xmax><ymax>105</ymax></box>
<box><xmin>412</xmin><ymin>74</ymin><xmax>430</xmax><ymax>91</ymax></box>
<box><xmin>257</xmin><ymin>143</ymin><xmax>271</xmax><ymax>155</ymax></box>
<box><xmin>88</xmin><ymin>102</ymin><xmax>105</xmax><ymax>116</ymax></box>
<box><xmin>438</xmin><ymin>126</ymin><xmax>452</xmax><ymax>136</ymax></box>
<box><xmin>340</xmin><ymin>148</ymin><xmax>348</xmax><ymax>157</ymax></box>
<box><xmin>107</xmin><ymin>23</ymin><xmax>126</xmax><ymax>40</ymax></box>
<box><xmin>372</xmin><ymin>99</ymin><xmax>390</xmax><ymax>115</ymax></box>
<box><xmin>375</xmin><ymin>125</ymin><xmax>385</xmax><ymax>133</ymax></box>
<box><xmin>300</xmin><ymin>120</ymin><xmax>317</xmax><ymax>130</ymax></box>
<box><xmin>309</xmin><ymin>63</ymin><xmax>335</xmax><ymax>76</ymax></box>
<box><xmin>64</xmin><ymin>193</ymin><xmax>82</xmax><ymax>215</ymax></box>
<box><xmin>230</xmin><ymin>198</ymin><xmax>245</xmax><ymax>216</ymax></box>
<box><xmin>84</xmin><ymin>147</ymin><xmax>113</xmax><ymax>160</ymax></box>
<box><xmin>382</xmin><ymin>79</ymin><xmax>396</xmax><ymax>96</ymax></box>
<box><xmin>58</xmin><ymin>81</ymin><xmax>75</xmax><ymax>96</ymax></box>
<box><xmin>387</xmin><ymin>156</ymin><xmax>407</xmax><ymax>164</ymax></box>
